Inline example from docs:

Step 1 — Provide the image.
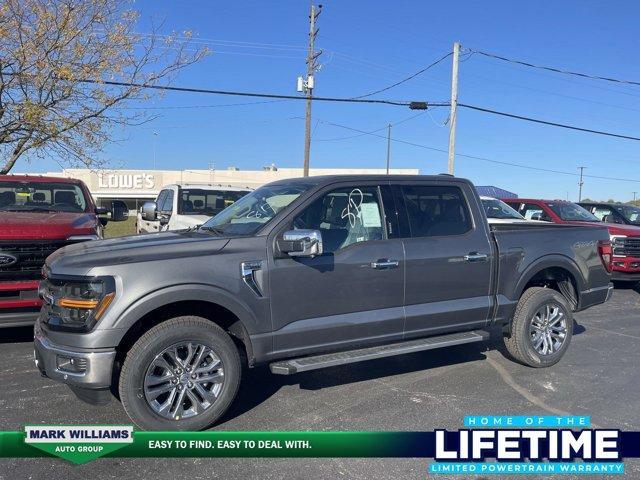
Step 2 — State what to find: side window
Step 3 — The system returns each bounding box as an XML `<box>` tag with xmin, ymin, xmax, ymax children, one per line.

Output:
<box><xmin>154</xmin><ymin>190</ymin><xmax>168</xmax><ymax>216</ymax></box>
<box><xmin>521</xmin><ymin>203</ymin><xmax>551</xmax><ymax>221</ymax></box>
<box><xmin>159</xmin><ymin>189</ymin><xmax>174</xmax><ymax>214</ymax></box>
<box><xmin>293</xmin><ymin>186</ymin><xmax>384</xmax><ymax>253</ymax></box>
<box><xmin>401</xmin><ymin>185</ymin><xmax>471</xmax><ymax>237</ymax></box>
<box><xmin>592</xmin><ymin>206</ymin><xmax>613</xmax><ymax>221</ymax></box>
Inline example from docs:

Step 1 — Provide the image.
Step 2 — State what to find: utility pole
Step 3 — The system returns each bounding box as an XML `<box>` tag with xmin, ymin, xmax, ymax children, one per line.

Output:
<box><xmin>447</xmin><ymin>42</ymin><xmax>461</xmax><ymax>175</ymax></box>
<box><xmin>386</xmin><ymin>123</ymin><xmax>392</xmax><ymax>174</ymax></box>
<box><xmin>302</xmin><ymin>3</ymin><xmax>322</xmax><ymax>177</ymax></box>
<box><xmin>633</xmin><ymin>191</ymin><xmax>637</xmax><ymax>202</ymax></box>
<box><xmin>578</xmin><ymin>166</ymin><xmax>586</xmax><ymax>201</ymax></box>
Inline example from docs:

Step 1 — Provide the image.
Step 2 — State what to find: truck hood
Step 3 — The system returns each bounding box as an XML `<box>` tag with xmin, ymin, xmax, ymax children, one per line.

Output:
<box><xmin>46</xmin><ymin>231</ymin><xmax>230</xmax><ymax>272</ymax></box>
<box><xmin>0</xmin><ymin>211</ymin><xmax>98</xmax><ymax>240</ymax></box>
<box><xmin>603</xmin><ymin>222</ymin><xmax>640</xmax><ymax>237</ymax></box>
<box><xmin>566</xmin><ymin>220</ymin><xmax>640</xmax><ymax>237</ymax></box>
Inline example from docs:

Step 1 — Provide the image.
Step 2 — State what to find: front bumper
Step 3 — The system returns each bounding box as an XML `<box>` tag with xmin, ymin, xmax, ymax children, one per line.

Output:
<box><xmin>611</xmin><ymin>270</ymin><xmax>640</xmax><ymax>282</ymax></box>
<box><xmin>34</xmin><ymin>320</ymin><xmax>116</xmax><ymax>390</ymax></box>
<box><xmin>0</xmin><ymin>308</ymin><xmax>40</xmax><ymax>328</ymax></box>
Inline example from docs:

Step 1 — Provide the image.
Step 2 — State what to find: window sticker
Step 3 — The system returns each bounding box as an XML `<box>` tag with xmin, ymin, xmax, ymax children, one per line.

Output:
<box><xmin>360</xmin><ymin>202</ymin><xmax>382</xmax><ymax>227</ymax></box>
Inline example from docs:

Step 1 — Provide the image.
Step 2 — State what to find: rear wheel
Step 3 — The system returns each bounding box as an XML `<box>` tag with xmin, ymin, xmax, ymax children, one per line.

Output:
<box><xmin>503</xmin><ymin>287</ymin><xmax>573</xmax><ymax>368</ymax></box>
<box><xmin>119</xmin><ymin>316</ymin><xmax>241</xmax><ymax>430</ymax></box>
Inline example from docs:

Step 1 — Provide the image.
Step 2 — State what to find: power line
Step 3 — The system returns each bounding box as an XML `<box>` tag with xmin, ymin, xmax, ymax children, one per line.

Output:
<box><xmin>315</xmin><ymin>111</ymin><xmax>426</xmax><ymax>141</ymax></box>
<box><xmin>312</xmin><ymin>117</ymin><xmax>640</xmax><ymax>184</ymax></box>
<box><xmin>3</xmin><ymin>71</ymin><xmax>428</xmax><ymax>107</ymax></box>
<box><xmin>458</xmin><ymin>103</ymin><xmax>640</xmax><ymax>142</ymax></box>
<box><xmin>474</xmin><ymin>50</ymin><xmax>640</xmax><ymax>87</ymax></box>
<box><xmin>353</xmin><ymin>51</ymin><xmax>452</xmax><ymax>99</ymax></box>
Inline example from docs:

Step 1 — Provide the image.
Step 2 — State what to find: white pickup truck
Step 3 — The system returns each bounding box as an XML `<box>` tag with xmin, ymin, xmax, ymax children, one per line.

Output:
<box><xmin>136</xmin><ymin>183</ymin><xmax>251</xmax><ymax>233</ymax></box>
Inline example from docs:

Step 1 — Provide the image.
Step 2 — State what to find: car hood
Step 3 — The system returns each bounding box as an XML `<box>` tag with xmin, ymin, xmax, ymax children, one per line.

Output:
<box><xmin>46</xmin><ymin>230</ymin><xmax>230</xmax><ymax>272</ymax></box>
<box><xmin>603</xmin><ymin>222</ymin><xmax>640</xmax><ymax>237</ymax></box>
<box><xmin>564</xmin><ymin>220</ymin><xmax>640</xmax><ymax>237</ymax></box>
<box><xmin>0</xmin><ymin>211</ymin><xmax>98</xmax><ymax>240</ymax></box>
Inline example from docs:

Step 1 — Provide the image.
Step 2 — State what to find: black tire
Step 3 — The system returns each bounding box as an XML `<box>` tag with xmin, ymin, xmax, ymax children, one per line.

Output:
<box><xmin>503</xmin><ymin>287</ymin><xmax>573</xmax><ymax>368</ymax></box>
<box><xmin>119</xmin><ymin>316</ymin><xmax>241</xmax><ymax>430</ymax></box>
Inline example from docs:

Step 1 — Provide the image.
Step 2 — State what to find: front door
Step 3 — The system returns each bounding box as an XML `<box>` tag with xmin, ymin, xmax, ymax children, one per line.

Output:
<box><xmin>268</xmin><ymin>183</ymin><xmax>405</xmax><ymax>357</ymax></box>
<box><xmin>393</xmin><ymin>182</ymin><xmax>493</xmax><ymax>337</ymax></box>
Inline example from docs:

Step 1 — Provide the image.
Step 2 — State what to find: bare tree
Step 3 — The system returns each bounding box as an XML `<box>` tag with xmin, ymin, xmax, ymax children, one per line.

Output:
<box><xmin>0</xmin><ymin>0</ymin><xmax>208</xmax><ymax>173</ymax></box>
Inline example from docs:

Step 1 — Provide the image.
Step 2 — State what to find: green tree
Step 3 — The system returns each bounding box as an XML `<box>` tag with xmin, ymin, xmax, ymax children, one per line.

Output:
<box><xmin>0</xmin><ymin>0</ymin><xmax>207</xmax><ymax>173</ymax></box>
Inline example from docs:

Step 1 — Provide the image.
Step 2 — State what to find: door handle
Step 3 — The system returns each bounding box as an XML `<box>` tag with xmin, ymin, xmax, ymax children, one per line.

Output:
<box><xmin>370</xmin><ymin>259</ymin><xmax>399</xmax><ymax>269</ymax></box>
<box><xmin>464</xmin><ymin>252</ymin><xmax>488</xmax><ymax>262</ymax></box>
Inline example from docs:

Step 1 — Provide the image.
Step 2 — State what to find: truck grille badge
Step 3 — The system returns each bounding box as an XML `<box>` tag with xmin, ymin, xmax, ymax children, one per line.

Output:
<box><xmin>240</xmin><ymin>261</ymin><xmax>264</xmax><ymax>297</ymax></box>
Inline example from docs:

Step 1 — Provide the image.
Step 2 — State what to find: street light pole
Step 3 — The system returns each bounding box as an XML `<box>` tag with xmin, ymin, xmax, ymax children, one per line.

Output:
<box><xmin>152</xmin><ymin>131</ymin><xmax>158</xmax><ymax>169</ymax></box>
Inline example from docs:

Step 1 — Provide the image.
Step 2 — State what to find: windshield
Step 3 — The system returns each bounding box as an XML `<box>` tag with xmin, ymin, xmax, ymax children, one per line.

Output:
<box><xmin>481</xmin><ymin>198</ymin><xmax>524</xmax><ymax>219</ymax></box>
<box><xmin>548</xmin><ymin>202</ymin><xmax>599</xmax><ymax>222</ymax></box>
<box><xmin>614</xmin><ymin>205</ymin><xmax>640</xmax><ymax>225</ymax></box>
<box><xmin>199</xmin><ymin>183</ymin><xmax>313</xmax><ymax>236</ymax></box>
<box><xmin>0</xmin><ymin>181</ymin><xmax>88</xmax><ymax>213</ymax></box>
<box><xmin>179</xmin><ymin>188</ymin><xmax>249</xmax><ymax>216</ymax></box>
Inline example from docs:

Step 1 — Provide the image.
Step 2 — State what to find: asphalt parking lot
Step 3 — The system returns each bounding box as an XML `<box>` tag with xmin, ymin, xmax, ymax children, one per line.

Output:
<box><xmin>1</xmin><ymin>287</ymin><xmax>639</xmax><ymax>479</ymax></box>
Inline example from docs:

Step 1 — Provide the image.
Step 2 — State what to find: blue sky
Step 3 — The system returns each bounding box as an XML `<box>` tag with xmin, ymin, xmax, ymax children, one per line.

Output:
<box><xmin>25</xmin><ymin>0</ymin><xmax>640</xmax><ymax>201</ymax></box>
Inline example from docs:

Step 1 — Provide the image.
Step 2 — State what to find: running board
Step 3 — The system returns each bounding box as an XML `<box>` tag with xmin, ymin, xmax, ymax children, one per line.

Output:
<box><xmin>269</xmin><ymin>330</ymin><xmax>489</xmax><ymax>375</ymax></box>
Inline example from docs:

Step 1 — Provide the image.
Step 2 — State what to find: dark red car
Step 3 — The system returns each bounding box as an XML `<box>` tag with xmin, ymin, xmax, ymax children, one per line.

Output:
<box><xmin>0</xmin><ymin>175</ymin><xmax>127</xmax><ymax>327</ymax></box>
<box><xmin>503</xmin><ymin>198</ymin><xmax>640</xmax><ymax>283</ymax></box>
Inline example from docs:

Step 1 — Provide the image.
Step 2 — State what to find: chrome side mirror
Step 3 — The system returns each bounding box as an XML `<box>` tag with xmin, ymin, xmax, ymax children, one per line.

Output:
<box><xmin>142</xmin><ymin>202</ymin><xmax>157</xmax><ymax>221</ymax></box>
<box><xmin>278</xmin><ymin>229</ymin><xmax>323</xmax><ymax>257</ymax></box>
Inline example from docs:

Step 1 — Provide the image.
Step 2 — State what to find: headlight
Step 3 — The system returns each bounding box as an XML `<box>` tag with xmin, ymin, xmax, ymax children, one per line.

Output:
<box><xmin>40</xmin><ymin>277</ymin><xmax>115</xmax><ymax>332</ymax></box>
<box><xmin>610</xmin><ymin>235</ymin><xmax>626</xmax><ymax>257</ymax></box>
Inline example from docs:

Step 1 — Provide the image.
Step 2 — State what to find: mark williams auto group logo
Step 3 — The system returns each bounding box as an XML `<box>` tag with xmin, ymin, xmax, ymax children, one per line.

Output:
<box><xmin>430</xmin><ymin>415</ymin><xmax>624</xmax><ymax>475</ymax></box>
<box><xmin>24</xmin><ymin>426</ymin><xmax>133</xmax><ymax>464</ymax></box>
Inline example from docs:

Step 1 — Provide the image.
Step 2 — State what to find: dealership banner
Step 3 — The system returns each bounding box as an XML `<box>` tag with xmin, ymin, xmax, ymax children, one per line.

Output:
<box><xmin>1</xmin><ymin>417</ymin><xmax>639</xmax><ymax>470</ymax></box>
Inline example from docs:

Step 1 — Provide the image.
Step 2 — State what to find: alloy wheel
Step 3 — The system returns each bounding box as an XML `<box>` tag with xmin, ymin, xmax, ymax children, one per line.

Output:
<box><xmin>529</xmin><ymin>303</ymin><xmax>567</xmax><ymax>355</ymax></box>
<box><xmin>143</xmin><ymin>342</ymin><xmax>224</xmax><ymax>420</ymax></box>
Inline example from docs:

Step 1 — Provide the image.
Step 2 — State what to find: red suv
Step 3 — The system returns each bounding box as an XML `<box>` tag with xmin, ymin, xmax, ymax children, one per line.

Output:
<box><xmin>503</xmin><ymin>198</ymin><xmax>640</xmax><ymax>283</ymax></box>
<box><xmin>0</xmin><ymin>175</ymin><xmax>127</xmax><ymax>327</ymax></box>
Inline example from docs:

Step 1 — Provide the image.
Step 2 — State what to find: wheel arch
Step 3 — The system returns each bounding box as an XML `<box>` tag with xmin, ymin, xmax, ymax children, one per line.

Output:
<box><xmin>113</xmin><ymin>284</ymin><xmax>258</xmax><ymax>367</ymax></box>
<box><xmin>515</xmin><ymin>255</ymin><xmax>585</xmax><ymax>310</ymax></box>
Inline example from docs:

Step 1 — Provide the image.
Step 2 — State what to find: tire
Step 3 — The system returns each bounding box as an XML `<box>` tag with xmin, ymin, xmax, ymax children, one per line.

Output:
<box><xmin>119</xmin><ymin>316</ymin><xmax>241</xmax><ymax>430</ymax></box>
<box><xmin>503</xmin><ymin>287</ymin><xmax>573</xmax><ymax>368</ymax></box>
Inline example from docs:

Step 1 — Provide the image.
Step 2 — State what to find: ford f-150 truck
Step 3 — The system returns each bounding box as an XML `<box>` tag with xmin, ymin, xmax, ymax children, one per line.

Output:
<box><xmin>0</xmin><ymin>175</ymin><xmax>128</xmax><ymax>327</ymax></box>
<box><xmin>136</xmin><ymin>183</ymin><xmax>251</xmax><ymax>233</ymax></box>
<box><xmin>504</xmin><ymin>198</ymin><xmax>640</xmax><ymax>283</ymax></box>
<box><xmin>34</xmin><ymin>175</ymin><xmax>613</xmax><ymax>430</ymax></box>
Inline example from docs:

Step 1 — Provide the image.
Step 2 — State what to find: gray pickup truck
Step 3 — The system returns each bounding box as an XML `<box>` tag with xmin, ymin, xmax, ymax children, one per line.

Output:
<box><xmin>34</xmin><ymin>175</ymin><xmax>613</xmax><ymax>430</ymax></box>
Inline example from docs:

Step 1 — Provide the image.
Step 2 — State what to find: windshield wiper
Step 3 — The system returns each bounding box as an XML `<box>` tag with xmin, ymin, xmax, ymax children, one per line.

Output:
<box><xmin>199</xmin><ymin>225</ymin><xmax>226</xmax><ymax>235</ymax></box>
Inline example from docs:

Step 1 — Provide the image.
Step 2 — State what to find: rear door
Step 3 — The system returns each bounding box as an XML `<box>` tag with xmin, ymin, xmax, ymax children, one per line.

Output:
<box><xmin>393</xmin><ymin>181</ymin><xmax>493</xmax><ymax>337</ymax></box>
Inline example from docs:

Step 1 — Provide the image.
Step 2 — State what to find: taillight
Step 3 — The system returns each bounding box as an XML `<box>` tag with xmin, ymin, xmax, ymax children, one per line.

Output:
<box><xmin>598</xmin><ymin>240</ymin><xmax>612</xmax><ymax>273</ymax></box>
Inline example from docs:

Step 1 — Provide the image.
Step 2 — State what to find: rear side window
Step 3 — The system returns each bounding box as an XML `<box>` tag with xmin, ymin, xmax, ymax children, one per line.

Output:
<box><xmin>520</xmin><ymin>203</ymin><xmax>552</xmax><ymax>222</ymax></box>
<box><xmin>401</xmin><ymin>185</ymin><xmax>472</xmax><ymax>237</ymax></box>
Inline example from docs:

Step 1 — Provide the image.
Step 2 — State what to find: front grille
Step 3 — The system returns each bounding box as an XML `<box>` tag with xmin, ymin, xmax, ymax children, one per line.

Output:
<box><xmin>0</xmin><ymin>241</ymin><xmax>70</xmax><ymax>281</ymax></box>
<box><xmin>621</xmin><ymin>237</ymin><xmax>640</xmax><ymax>257</ymax></box>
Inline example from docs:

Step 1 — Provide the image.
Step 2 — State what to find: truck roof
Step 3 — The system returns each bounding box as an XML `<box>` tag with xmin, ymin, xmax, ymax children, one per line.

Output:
<box><xmin>0</xmin><ymin>174</ymin><xmax>84</xmax><ymax>184</ymax></box>
<box><xmin>268</xmin><ymin>174</ymin><xmax>472</xmax><ymax>187</ymax></box>
<box><xmin>503</xmin><ymin>198</ymin><xmax>576</xmax><ymax>204</ymax></box>
<box><xmin>163</xmin><ymin>183</ymin><xmax>252</xmax><ymax>191</ymax></box>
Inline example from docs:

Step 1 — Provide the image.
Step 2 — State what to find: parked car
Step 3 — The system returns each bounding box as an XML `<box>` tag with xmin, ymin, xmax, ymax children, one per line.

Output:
<box><xmin>137</xmin><ymin>183</ymin><xmax>251</xmax><ymax>233</ymax></box>
<box><xmin>0</xmin><ymin>175</ymin><xmax>128</xmax><ymax>327</ymax></box>
<box><xmin>35</xmin><ymin>175</ymin><xmax>612</xmax><ymax>430</ymax></box>
<box><xmin>503</xmin><ymin>198</ymin><xmax>640</xmax><ymax>283</ymax></box>
<box><xmin>480</xmin><ymin>196</ymin><xmax>533</xmax><ymax>224</ymax></box>
<box><xmin>578</xmin><ymin>201</ymin><xmax>640</xmax><ymax>226</ymax></box>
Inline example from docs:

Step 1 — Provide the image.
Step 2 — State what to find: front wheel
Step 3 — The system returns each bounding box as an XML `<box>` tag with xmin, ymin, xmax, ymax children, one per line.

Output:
<box><xmin>503</xmin><ymin>287</ymin><xmax>573</xmax><ymax>368</ymax></box>
<box><xmin>119</xmin><ymin>316</ymin><xmax>241</xmax><ymax>430</ymax></box>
